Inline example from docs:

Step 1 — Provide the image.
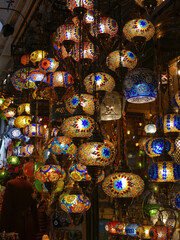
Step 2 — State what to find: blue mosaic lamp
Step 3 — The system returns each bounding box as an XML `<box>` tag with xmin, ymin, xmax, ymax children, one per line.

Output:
<box><xmin>163</xmin><ymin>114</ymin><xmax>180</xmax><ymax>133</ymax></box>
<box><xmin>123</xmin><ymin>68</ymin><xmax>158</xmax><ymax>103</ymax></box>
<box><xmin>125</xmin><ymin>223</ymin><xmax>141</xmax><ymax>237</ymax></box>
<box><xmin>174</xmin><ymin>192</ymin><xmax>180</xmax><ymax>210</ymax></box>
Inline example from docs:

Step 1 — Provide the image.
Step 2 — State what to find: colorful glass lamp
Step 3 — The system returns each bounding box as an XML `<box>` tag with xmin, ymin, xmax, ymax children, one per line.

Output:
<box><xmin>66</xmin><ymin>0</ymin><xmax>94</xmax><ymax>18</ymax></box>
<box><xmin>30</xmin><ymin>50</ymin><xmax>48</xmax><ymax>64</ymax></box>
<box><xmin>174</xmin><ymin>192</ymin><xmax>180</xmax><ymax>210</ymax></box>
<box><xmin>144</xmin><ymin>124</ymin><xmax>157</xmax><ymax>134</ymax></box>
<box><xmin>173</xmin><ymin>90</ymin><xmax>180</xmax><ymax>108</ymax></box>
<box><xmin>105</xmin><ymin>218</ymin><xmax>119</xmax><ymax>235</ymax></box>
<box><xmin>134</xmin><ymin>0</ymin><xmax>164</xmax><ymax>14</ymax></box>
<box><xmin>115</xmin><ymin>220</ymin><xmax>128</xmax><ymax>236</ymax></box>
<box><xmin>7</xmin><ymin>156</ymin><xmax>20</xmax><ymax>165</ymax></box>
<box><xmin>68</xmin><ymin>163</ymin><xmax>90</xmax><ymax>182</ymax></box>
<box><xmin>123</xmin><ymin>68</ymin><xmax>158</xmax><ymax>104</ymax></box>
<box><xmin>125</xmin><ymin>223</ymin><xmax>141</xmax><ymax>237</ymax></box>
<box><xmin>136</xmin><ymin>219</ymin><xmax>152</xmax><ymax>239</ymax></box>
<box><xmin>39</xmin><ymin>58</ymin><xmax>59</xmax><ymax>73</ymax></box>
<box><xmin>163</xmin><ymin>114</ymin><xmax>180</xmax><ymax>133</ymax></box>
<box><xmin>47</xmin><ymin>71</ymin><xmax>74</xmax><ymax>88</ymax></box>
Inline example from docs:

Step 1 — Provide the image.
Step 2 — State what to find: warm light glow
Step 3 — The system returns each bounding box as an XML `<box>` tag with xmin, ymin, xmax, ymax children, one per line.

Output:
<box><xmin>139</xmin><ymin>122</ymin><xmax>142</xmax><ymax>126</ymax></box>
<box><xmin>127</xmin><ymin>130</ymin><xmax>130</xmax><ymax>135</ymax></box>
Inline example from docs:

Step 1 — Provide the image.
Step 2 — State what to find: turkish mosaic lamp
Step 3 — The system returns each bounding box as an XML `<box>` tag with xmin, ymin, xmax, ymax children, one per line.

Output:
<box><xmin>163</xmin><ymin>114</ymin><xmax>180</xmax><ymax>133</ymax></box>
<box><xmin>125</xmin><ymin>223</ymin><xmax>141</xmax><ymax>237</ymax></box>
<box><xmin>47</xmin><ymin>71</ymin><xmax>74</xmax><ymax>88</ymax></box>
<box><xmin>39</xmin><ymin>58</ymin><xmax>59</xmax><ymax>73</ymax></box>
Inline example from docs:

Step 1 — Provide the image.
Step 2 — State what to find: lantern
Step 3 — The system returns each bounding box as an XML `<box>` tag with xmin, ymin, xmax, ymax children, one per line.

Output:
<box><xmin>173</xmin><ymin>90</ymin><xmax>180</xmax><ymax>108</ymax></box>
<box><xmin>20</xmin><ymin>144</ymin><xmax>34</xmax><ymax>157</ymax></box>
<box><xmin>17</xmin><ymin>103</ymin><xmax>30</xmax><ymax>115</ymax></box>
<box><xmin>106</xmin><ymin>50</ymin><xmax>137</xmax><ymax>72</ymax></box>
<box><xmin>47</xmin><ymin>71</ymin><xmax>74</xmax><ymax>88</ymax></box>
<box><xmin>163</xmin><ymin>114</ymin><xmax>180</xmax><ymax>133</ymax></box>
<box><xmin>123</xmin><ymin>68</ymin><xmax>158</xmax><ymax>103</ymax></box>
<box><xmin>149</xmin><ymin>219</ymin><xmax>173</xmax><ymax>240</ymax></box>
<box><xmin>136</xmin><ymin>220</ymin><xmax>152</xmax><ymax>239</ymax></box>
<box><xmin>66</xmin><ymin>0</ymin><xmax>94</xmax><ymax>13</ymax></box>
<box><xmin>145</xmin><ymin>137</ymin><xmax>175</xmax><ymax>157</ymax></box>
<box><xmin>68</xmin><ymin>164</ymin><xmax>90</xmax><ymax>182</ymax></box>
<box><xmin>78</xmin><ymin>140</ymin><xmax>115</xmax><ymax>167</ymax></box>
<box><xmin>125</xmin><ymin>223</ymin><xmax>141</xmax><ymax>237</ymax></box>
<box><xmin>14</xmin><ymin>116</ymin><xmax>32</xmax><ymax>128</ymax></box>
<box><xmin>27</xmin><ymin>69</ymin><xmax>47</xmax><ymax>84</ymax></box>
<box><xmin>84</xmin><ymin>72</ymin><xmax>115</xmax><ymax>94</ymax></box>
<box><xmin>115</xmin><ymin>222</ymin><xmax>127</xmax><ymax>235</ymax></box>
<box><xmin>89</xmin><ymin>17</ymin><xmax>118</xmax><ymax>39</ymax></box>
<box><xmin>174</xmin><ymin>192</ymin><xmax>180</xmax><ymax>210</ymax></box>
<box><xmin>21</xmin><ymin>54</ymin><xmax>30</xmax><ymax>66</ymax></box>
<box><xmin>7</xmin><ymin>128</ymin><xmax>24</xmax><ymax>140</ymax></box>
<box><xmin>3</xmin><ymin>108</ymin><xmax>16</xmax><ymax>118</ymax></box>
<box><xmin>48</xmin><ymin>136</ymin><xmax>77</xmax><ymax>156</ymax></box>
<box><xmin>35</xmin><ymin>165</ymin><xmax>66</xmax><ymax>182</ymax></box>
<box><xmin>13</xmin><ymin>146</ymin><xmax>22</xmax><ymax>157</ymax></box>
<box><xmin>84</xmin><ymin>9</ymin><xmax>99</xmax><ymax>23</ymax></box>
<box><xmin>23</xmin><ymin>124</ymin><xmax>44</xmax><ymax>137</ymax></box>
<box><xmin>8</xmin><ymin>117</ymin><xmax>16</xmax><ymax>127</ymax></box>
<box><xmin>100</xmin><ymin>91</ymin><xmax>125</xmax><ymax>121</ymax></box>
<box><xmin>66</xmin><ymin>94</ymin><xmax>95</xmax><ymax>115</ymax></box>
<box><xmin>61</xmin><ymin>116</ymin><xmax>95</xmax><ymax>138</ymax></box>
<box><xmin>7</xmin><ymin>156</ymin><xmax>20</xmax><ymax>165</ymax></box>
<box><xmin>134</xmin><ymin>0</ymin><xmax>164</xmax><ymax>14</ymax></box>
<box><xmin>39</xmin><ymin>58</ymin><xmax>59</xmax><ymax>73</ymax></box>
<box><xmin>30</xmin><ymin>50</ymin><xmax>48</xmax><ymax>64</ymax></box>
<box><xmin>144</xmin><ymin>124</ymin><xmax>157</xmax><ymax>134</ymax></box>
<box><xmin>105</xmin><ymin>221</ymin><xmax>119</xmax><ymax>234</ymax></box>
<box><xmin>102</xmin><ymin>172</ymin><xmax>144</xmax><ymax>198</ymax></box>
<box><xmin>0</xmin><ymin>97</ymin><xmax>4</xmax><ymax>107</ymax></box>
<box><xmin>0</xmin><ymin>168</ymin><xmax>10</xmax><ymax>180</ymax></box>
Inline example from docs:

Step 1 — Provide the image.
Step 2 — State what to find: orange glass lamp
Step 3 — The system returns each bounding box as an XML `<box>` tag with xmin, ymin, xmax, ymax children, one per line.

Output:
<box><xmin>66</xmin><ymin>0</ymin><xmax>94</xmax><ymax>17</ymax></box>
<box><xmin>149</xmin><ymin>218</ymin><xmax>173</xmax><ymax>240</ymax></box>
<box><xmin>105</xmin><ymin>218</ymin><xmax>119</xmax><ymax>235</ymax></box>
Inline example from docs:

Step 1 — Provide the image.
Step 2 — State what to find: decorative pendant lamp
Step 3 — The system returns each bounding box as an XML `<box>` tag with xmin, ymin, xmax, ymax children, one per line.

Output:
<box><xmin>38</xmin><ymin>58</ymin><xmax>59</xmax><ymax>73</ymax></box>
<box><xmin>23</xmin><ymin>123</ymin><xmax>44</xmax><ymax>137</ymax></box>
<box><xmin>14</xmin><ymin>116</ymin><xmax>32</xmax><ymax>129</ymax></box>
<box><xmin>123</xmin><ymin>19</ymin><xmax>155</xmax><ymax>52</ymax></box>
<box><xmin>173</xmin><ymin>90</ymin><xmax>180</xmax><ymax>108</ymax></box>
<box><xmin>30</xmin><ymin>50</ymin><xmax>48</xmax><ymax>64</ymax></box>
<box><xmin>65</xmin><ymin>94</ymin><xmax>95</xmax><ymax>115</ymax></box>
<box><xmin>68</xmin><ymin>163</ymin><xmax>91</xmax><ymax>182</ymax></box>
<box><xmin>84</xmin><ymin>72</ymin><xmax>115</xmax><ymax>94</ymax></box>
<box><xmin>144</xmin><ymin>124</ymin><xmax>157</xmax><ymax>134</ymax></box>
<box><xmin>84</xmin><ymin>9</ymin><xmax>99</xmax><ymax>24</ymax></box>
<box><xmin>17</xmin><ymin>103</ymin><xmax>30</xmax><ymax>116</ymax></box>
<box><xmin>3</xmin><ymin>108</ymin><xmax>16</xmax><ymax>118</ymax></box>
<box><xmin>27</xmin><ymin>69</ymin><xmax>47</xmax><ymax>85</ymax></box>
<box><xmin>115</xmin><ymin>220</ymin><xmax>128</xmax><ymax>236</ymax></box>
<box><xmin>174</xmin><ymin>192</ymin><xmax>180</xmax><ymax>210</ymax></box>
<box><xmin>134</xmin><ymin>0</ymin><xmax>164</xmax><ymax>14</ymax></box>
<box><xmin>136</xmin><ymin>219</ymin><xmax>153</xmax><ymax>239</ymax></box>
<box><xmin>7</xmin><ymin>156</ymin><xmax>20</xmax><ymax>165</ymax></box>
<box><xmin>105</xmin><ymin>217</ymin><xmax>119</xmax><ymax>236</ymax></box>
<box><xmin>20</xmin><ymin>144</ymin><xmax>34</xmax><ymax>157</ymax></box>
<box><xmin>47</xmin><ymin>71</ymin><xmax>74</xmax><ymax>88</ymax></box>
<box><xmin>21</xmin><ymin>54</ymin><xmax>30</xmax><ymax>66</ymax></box>
<box><xmin>7</xmin><ymin>128</ymin><xmax>27</xmax><ymax>141</ymax></box>
<box><xmin>66</xmin><ymin>0</ymin><xmax>94</xmax><ymax>18</ymax></box>
<box><xmin>163</xmin><ymin>114</ymin><xmax>180</xmax><ymax>133</ymax></box>
<box><xmin>123</xmin><ymin>68</ymin><xmax>158</xmax><ymax>104</ymax></box>
<box><xmin>100</xmin><ymin>91</ymin><xmax>125</xmax><ymax>121</ymax></box>
<box><xmin>148</xmin><ymin>149</ymin><xmax>180</xmax><ymax>182</ymax></box>
<box><xmin>125</xmin><ymin>222</ymin><xmax>141</xmax><ymax>237</ymax></box>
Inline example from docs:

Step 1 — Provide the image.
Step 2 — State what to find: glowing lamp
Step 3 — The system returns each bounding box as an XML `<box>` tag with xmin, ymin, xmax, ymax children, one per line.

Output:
<box><xmin>14</xmin><ymin>116</ymin><xmax>32</xmax><ymax>128</ymax></box>
<box><xmin>0</xmin><ymin>168</ymin><xmax>10</xmax><ymax>180</ymax></box>
<box><xmin>174</xmin><ymin>192</ymin><xmax>180</xmax><ymax>210</ymax></box>
<box><xmin>84</xmin><ymin>72</ymin><xmax>115</xmax><ymax>94</ymax></box>
<box><xmin>78</xmin><ymin>140</ymin><xmax>115</xmax><ymax>167</ymax></box>
<box><xmin>145</xmin><ymin>137</ymin><xmax>175</xmax><ymax>157</ymax></box>
<box><xmin>149</xmin><ymin>219</ymin><xmax>173</xmax><ymax>240</ymax></box>
<box><xmin>21</xmin><ymin>54</ymin><xmax>30</xmax><ymax>66</ymax></box>
<box><xmin>106</xmin><ymin>50</ymin><xmax>137</xmax><ymax>72</ymax></box>
<box><xmin>61</xmin><ymin>116</ymin><xmax>95</xmax><ymax>138</ymax></box>
<box><xmin>84</xmin><ymin>9</ymin><xmax>99</xmax><ymax>23</ymax></box>
<box><xmin>115</xmin><ymin>222</ymin><xmax>127</xmax><ymax>235</ymax></box>
<box><xmin>7</xmin><ymin>156</ymin><xmax>20</xmax><ymax>165</ymax></box>
<box><xmin>30</xmin><ymin>50</ymin><xmax>48</xmax><ymax>64</ymax></box>
<box><xmin>163</xmin><ymin>114</ymin><xmax>180</xmax><ymax>133</ymax></box>
<box><xmin>47</xmin><ymin>71</ymin><xmax>74</xmax><ymax>88</ymax></box>
<box><xmin>35</xmin><ymin>165</ymin><xmax>66</xmax><ymax>182</ymax></box>
<box><xmin>0</xmin><ymin>97</ymin><xmax>4</xmax><ymax>107</ymax></box>
<box><xmin>66</xmin><ymin>0</ymin><xmax>94</xmax><ymax>13</ymax></box>
<box><xmin>39</xmin><ymin>58</ymin><xmax>59</xmax><ymax>73</ymax></box>
<box><xmin>48</xmin><ymin>136</ymin><xmax>77</xmax><ymax>156</ymax></box>
<box><xmin>17</xmin><ymin>103</ymin><xmax>30</xmax><ymax>115</ymax></box>
<box><xmin>123</xmin><ymin>68</ymin><xmax>158</xmax><ymax>103</ymax></box>
<box><xmin>144</xmin><ymin>124</ymin><xmax>157</xmax><ymax>134</ymax></box>
<box><xmin>20</xmin><ymin>144</ymin><xmax>34</xmax><ymax>157</ymax></box>
<box><xmin>136</xmin><ymin>220</ymin><xmax>152</xmax><ymax>239</ymax></box>
<box><xmin>105</xmin><ymin>221</ymin><xmax>119</xmax><ymax>234</ymax></box>
<box><xmin>102</xmin><ymin>172</ymin><xmax>144</xmax><ymax>198</ymax></box>
<box><xmin>3</xmin><ymin>108</ymin><xmax>16</xmax><ymax>118</ymax></box>
<box><xmin>13</xmin><ymin>146</ymin><xmax>22</xmax><ymax>157</ymax></box>
<box><xmin>69</xmin><ymin>164</ymin><xmax>90</xmax><ymax>181</ymax></box>
<box><xmin>66</xmin><ymin>94</ymin><xmax>95</xmax><ymax>115</ymax></box>
<box><xmin>7</xmin><ymin>128</ymin><xmax>24</xmax><ymax>140</ymax></box>
<box><xmin>27</xmin><ymin>69</ymin><xmax>47</xmax><ymax>84</ymax></box>
<box><xmin>125</xmin><ymin>223</ymin><xmax>141</xmax><ymax>237</ymax></box>
<box><xmin>23</xmin><ymin>123</ymin><xmax>44</xmax><ymax>137</ymax></box>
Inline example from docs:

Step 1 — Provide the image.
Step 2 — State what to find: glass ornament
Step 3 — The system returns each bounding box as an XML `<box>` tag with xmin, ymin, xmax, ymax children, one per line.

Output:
<box><xmin>144</xmin><ymin>137</ymin><xmax>175</xmax><ymax>157</ymax></box>
<box><xmin>35</xmin><ymin>165</ymin><xmax>66</xmax><ymax>182</ymax></box>
<box><xmin>144</xmin><ymin>124</ymin><xmax>157</xmax><ymax>134</ymax></box>
<box><xmin>106</xmin><ymin>50</ymin><xmax>137</xmax><ymax>72</ymax></box>
<box><xmin>0</xmin><ymin>168</ymin><xmax>10</xmax><ymax>180</ymax></box>
<box><xmin>8</xmin><ymin>117</ymin><xmax>16</xmax><ymax>126</ymax></box>
<box><xmin>47</xmin><ymin>71</ymin><xmax>74</xmax><ymax>88</ymax></box>
<box><xmin>115</xmin><ymin>222</ymin><xmax>127</xmax><ymax>235</ymax></box>
<box><xmin>3</xmin><ymin>108</ymin><xmax>16</xmax><ymax>118</ymax></box>
<box><xmin>66</xmin><ymin>94</ymin><xmax>95</xmax><ymax>115</ymax></box>
<box><xmin>61</xmin><ymin>116</ymin><xmax>95</xmax><ymax>138</ymax></box>
<box><xmin>78</xmin><ymin>140</ymin><xmax>115</xmax><ymax>167</ymax></box>
<box><xmin>17</xmin><ymin>103</ymin><xmax>30</xmax><ymax>115</ymax></box>
<box><xmin>143</xmin><ymin>204</ymin><xmax>160</xmax><ymax>217</ymax></box>
<box><xmin>27</xmin><ymin>69</ymin><xmax>47</xmax><ymax>84</ymax></box>
<box><xmin>56</xmin><ymin>24</ymin><xmax>80</xmax><ymax>44</ymax></box>
<box><xmin>21</xmin><ymin>54</ymin><xmax>30</xmax><ymax>66</ymax></box>
<box><xmin>163</xmin><ymin>114</ymin><xmax>180</xmax><ymax>133</ymax></box>
<box><xmin>30</xmin><ymin>50</ymin><xmax>48</xmax><ymax>63</ymax></box>
<box><xmin>100</xmin><ymin>91</ymin><xmax>125</xmax><ymax>121</ymax></box>
<box><xmin>70</xmin><ymin>42</ymin><xmax>97</xmax><ymax>62</ymax></box>
<box><xmin>69</xmin><ymin>163</ymin><xmax>90</xmax><ymax>181</ymax></box>
<box><xmin>7</xmin><ymin>128</ymin><xmax>24</xmax><ymax>140</ymax></box>
<box><xmin>102</xmin><ymin>172</ymin><xmax>144</xmax><ymax>198</ymax></box>
<box><xmin>14</xmin><ymin>116</ymin><xmax>32</xmax><ymax>128</ymax></box>
<box><xmin>20</xmin><ymin>144</ymin><xmax>34</xmax><ymax>157</ymax></box>
<box><xmin>123</xmin><ymin>68</ymin><xmax>158</xmax><ymax>103</ymax></box>
<box><xmin>149</xmin><ymin>222</ymin><xmax>173</xmax><ymax>240</ymax></box>
<box><xmin>148</xmin><ymin>161</ymin><xmax>180</xmax><ymax>182</ymax></box>
<box><xmin>125</xmin><ymin>223</ymin><xmax>141</xmax><ymax>237</ymax></box>
<box><xmin>39</xmin><ymin>58</ymin><xmax>59</xmax><ymax>73</ymax></box>
<box><xmin>43</xmin><ymin>128</ymin><xmax>59</xmax><ymax>143</ymax></box>
<box><xmin>105</xmin><ymin>221</ymin><xmax>119</xmax><ymax>234</ymax></box>
<box><xmin>123</xmin><ymin>18</ymin><xmax>155</xmax><ymax>42</ymax></box>
<box><xmin>11</xmin><ymin>68</ymin><xmax>36</xmax><ymax>91</ymax></box>
<box><xmin>23</xmin><ymin>123</ymin><xmax>44</xmax><ymax>137</ymax></box>
<box><xmin>84</xmin><ymin>9</ymin><xmax>99</xmax><ymax>23</ymax></box>
<box><xmin>13</xmin><ymin>146</ymin><xmax>22</xmax><ymax>157</ymax></box>
<box><xmin>60</xmin><ymin>193</ymin><xmax>91</xmax><ymax>213</ymax></box>
<box><xmin>84</xmin><ymin>72</ymin><xmax>115</xmax><ymax>94</ymax></box>
<box><xmin>174</xmin><ymin>192</ymin><xmax>180</xmax><ymax>210</ymax></box>
<box><xmin>173</xmin><ymin>90</ymin><xmax>180</xmax><ymax>108</ymax></box>
<box><xmin>89</xmin><ymin>17</ymin><xmax>118</xmax><ymax>38</ymax></box>
<box><xmin>23</xmin><ymin>162</ymin><xmax>34</xmax><ymax>178</ymax></box>
<box><xmin>48</xmin><ymin>136</ymin><xmax>77</xmax><ymax>156</ymax></box>
<box><xmin>66</xmin><ymin>0</ymin><xmax>94</xmax><ymax>12</ymax></box>
<box><xmin>7</xmin><ymin>156</ymin><xmax>20</xmax><ymax>165</ymax></box>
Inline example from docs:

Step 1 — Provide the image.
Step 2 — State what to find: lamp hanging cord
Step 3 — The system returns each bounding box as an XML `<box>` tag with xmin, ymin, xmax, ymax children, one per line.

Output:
<box><xmin>0</xmin><ymin>7</ymin><xmax>26</xmax><ymax>23</ymax></box>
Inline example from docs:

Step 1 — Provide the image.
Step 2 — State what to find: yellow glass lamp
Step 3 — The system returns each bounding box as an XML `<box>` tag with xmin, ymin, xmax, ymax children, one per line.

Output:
<box><xmin>14</xmin><ymin>116</ymin><xmax>32</xmax><ymax>129</ymax></box>
<box><xmin>136</xmin><ymin>220</ymin><xmax>152</xmax><ymax>239</ymax></box>
<box><xmin>30</xmin><ymin>50</ymin><xmax>48</xmax><ymax>64</ymax></box>
<box><xmin>17</xmin><ymin>103</ymin><xmax>31</xmax><ymax>115</ymax></box>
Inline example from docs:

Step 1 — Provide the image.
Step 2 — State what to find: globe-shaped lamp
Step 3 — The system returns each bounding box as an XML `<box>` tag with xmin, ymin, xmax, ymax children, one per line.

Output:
<box><xmin>163</xmin><ymin>114</ymin><xmax>180</xmax><ymax>133</ymax></box>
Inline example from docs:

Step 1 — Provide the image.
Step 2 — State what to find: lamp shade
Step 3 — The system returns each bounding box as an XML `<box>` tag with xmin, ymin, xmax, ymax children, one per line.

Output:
<box><xmin>60</xmin><ymin>193</ymin><xmax>91</xmax><ymax>213</ymax></box>
<box><xmin>100</xmin><ymin>91</ymin><xmax>125</xmax><ymax>121</ymax></box>
<box><xmin>20</xmin><ymin>144</ymin><xmax>34</xmax><ymax>157</ymax></box>
<box><xmin>7</xmin><ymin>156</ymin><xmax>20</xmax><ymax>165</ymax></box>
<box><xmin>61</xmin><ymin>116</ymin><xmax>95</xmax><ymax>138</ymax></box>
<box><xmin>7</xmin><ymin>128</ymin><xmax>24</xmax><ymax>140</ymax></box>
<box><xmin>84</xmin><ymin>72</ymin><xmax>115</xmax><ymax>94</ymax></box>
<box><xmin>78</xmin><ymin>140</ymin><xmax>115</xmax><ymax>167</ymax></box>
<box><xmin>115</xmin><ymin>222</ymin><xmax>127</xmax><ymax>235</ymax></box>
<box><xmin>23</xmin><ymin>123</ymin><xmax>44</xmax><ymax>137</ymax></box>
<box><xmin>89</xmin><ymin>17</ymin><xmax>118</xmax><ymax>38</ymax></box>
<box><xmin>136</xmin><ymin>224</ymin><xmax>152</xmax><ymax>239</ymax></box>
<box><xmin>102</xmin><ymin>172</ymin><xmax>144</xmax><ymax>198</ymax></box>
<box><xmin>48</xmin><ymin>136</ymin><xmax>77</xmax><ymax>156</ymax></box>
<box><xmin>84</xmin><ymin>9</ymin><xmax>99</xmax><ymax>23</ymax></box>
<box><xmin>69</xmin><ymin>163</ymin><xmax>90</xmax><ymax>181</ymax></box>
<box><xmin>13</xmin><ymin>146</ymin><xmax>22</xmax><ymax>157</ymax></box>
<box><xmin>148</xmin><ymin>161</ymin><xmax>180</xmax><ymax>182</ymax></box>
<box><xmin>173</xmin><ymin>90</ymin><xmax>180</xmax><ymax>108</ymax></box>
<box><xmin>35</xmin><ymin>165</ymin><xmax>66</xmax><ymax>182</ymax></box>
<box><xmin>66</xmin><ymin>94</ymin><xmax>95</xmax><ymax>115</ymax></box>
<box><xmin>163</xmin><ymin>114</ymin><xmax>180</xmax><ymax>133</ymax></box>
<box><xmin>17</xmin><ymin>103</ymin><xmax>30</xmax><ymax>115</ymax></box>
<box><xmin>149</xmin><ymin>224</ymin><xmax>173</xmax><ymax>240</ymax></box>
<box><xmin>56</xmin><ymin>24</ymin><xmax>80</xmax><ymax>43</ymax></box>
<box><xmin>27</xmin><ymin>69</ymin><xmax>47</xmax><ymax>84</ymax></box>
<box><xmin>144</xmin><ymin>124</ymin><xmax>157</xmax><ymax>134</ymax></box>
<box><xmin>66</xmin><ymin>0</ymin><xmax>93</xmax><ymax>12</ymax></box>
<box><xmin>123</xmin><ymin>68</ymin><xmax>158</xmax><ymax>103</ymax></box>
<box><xmin>106</xmin><ymin>50</ymin><xmax>137</xmax><ymax>71</ymax></box>
<box><xmin>39</xmin><ymin>58</ymin><xmax>59</xmax><ymax>73</ymax></box>
<box><xmin>47</xmin><ymin>71</ymin><xmax>74</xmax><ymax>88</ymax></box>
<box><xmin>123</xmin><ymin>18</ymin><xmax>155</xmax><ymax>42</ymax></box>
<box><xmin>105</xmin><ymin>221</ymin><xmax>119</xmax><ymax>234</ymax></box>
<box><xmin>30</xmin><ymin>50</ymin><xmax>48</xmax><ymax>63</ymax></box>
<box><xmin>125</xmin><ymin>223</ymin><xmax>141</xmax><ymax>237</ymax></box>
<box><xmin>21</xmin><ymin>54</ymin><xmax>30</xmax><ymax>66</ymax></box>
<box><xmin>174</xmin><ymin>192</ymin><xmax>180</xmax><ymax>210</ymax></box>
<box><xmin>14</xmin><ymin>116</ymin><xmax>32</xmax><ymax>128</ymax></box>
<box><xmin>144</xmin><ymin>137</ymin><xmax>175</xmax><ymax>157</ymax></box>
<box><xmin>3</xmin><ymin>108</ymin><xmax>16</xmax><ymax>118</ymax></box>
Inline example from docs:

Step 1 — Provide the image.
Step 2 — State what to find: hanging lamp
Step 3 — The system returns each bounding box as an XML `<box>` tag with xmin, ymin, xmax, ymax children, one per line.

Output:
<box><xmin>134</xmin><ymin>0</ymin><xmax>164</xmax><ymax>15</ymax></box>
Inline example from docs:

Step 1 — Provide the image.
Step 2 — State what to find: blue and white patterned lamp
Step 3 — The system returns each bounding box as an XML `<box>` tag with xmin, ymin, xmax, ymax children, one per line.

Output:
<box><xmin>163</xmin><ymin>114</ymin><xmax>180</xmax><ymax>133</ymax></box>
<box><xmin>123</xmin><ymin>68</ymin><xmax>158</xmax><ymax>103</ymax></box>
<box><xmin>125</xmin><ymin>223</ymin><xmax>141</xmax><ymax>237</ymax></box>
